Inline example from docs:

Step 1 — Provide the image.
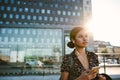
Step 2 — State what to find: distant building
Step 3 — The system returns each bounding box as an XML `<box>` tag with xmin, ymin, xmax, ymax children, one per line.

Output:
<box><xmin>94</xmin><ymin>40</ymin><xmax>112</xmax><ymax>53</ymax></box>
<box><xmin>94</xmin><ymin>40</ymin><xmax>120</xmax><ymax>64</ymax></box>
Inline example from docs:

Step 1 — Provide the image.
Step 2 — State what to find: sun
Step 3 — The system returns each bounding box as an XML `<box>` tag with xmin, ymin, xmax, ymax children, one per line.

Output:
<box><xmin>86</xmin><ymin>19</ymin><xmax>96</xmax><ymax>33</ymax></box>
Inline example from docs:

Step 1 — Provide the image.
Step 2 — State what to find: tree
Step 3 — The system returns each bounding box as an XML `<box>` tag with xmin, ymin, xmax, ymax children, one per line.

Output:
<box><xmin>101</xmin><ymin>48</ymin><xmax>108</xmax><ymax>53</ymax></box>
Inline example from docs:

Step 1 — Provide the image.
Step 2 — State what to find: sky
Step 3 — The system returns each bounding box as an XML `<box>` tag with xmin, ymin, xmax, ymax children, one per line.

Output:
<box><xmin>88</xmin><ymin>0</ymin><xmax>120</xmax><ymax>46</ymax></box>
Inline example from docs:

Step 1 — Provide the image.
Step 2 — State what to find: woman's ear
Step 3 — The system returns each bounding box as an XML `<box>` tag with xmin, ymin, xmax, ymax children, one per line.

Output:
<box><xmin>72</xmin><ymin>39</ymin><xmax>75</xmax><ymax>44</ymax></box>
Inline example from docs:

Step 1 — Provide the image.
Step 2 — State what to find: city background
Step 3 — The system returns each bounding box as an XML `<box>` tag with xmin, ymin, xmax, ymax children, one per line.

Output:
<box><xmin>0</xmin><ymin>0</ymin><xmax>120</xmax><ymax>80</ymax></box>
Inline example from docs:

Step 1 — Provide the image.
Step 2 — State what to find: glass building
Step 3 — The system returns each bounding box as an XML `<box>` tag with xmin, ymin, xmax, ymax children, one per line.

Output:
<box><xmin>0</xmin><ymin>0</ymin><xmax>92</xmax><ymax>75</ymax></box>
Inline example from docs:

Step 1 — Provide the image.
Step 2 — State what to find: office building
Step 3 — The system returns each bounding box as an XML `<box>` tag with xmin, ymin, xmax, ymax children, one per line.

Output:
<box><xmin>0</xmin><ymin>0</ymin><xmax>92</xmax><ymax>68</ymax></box>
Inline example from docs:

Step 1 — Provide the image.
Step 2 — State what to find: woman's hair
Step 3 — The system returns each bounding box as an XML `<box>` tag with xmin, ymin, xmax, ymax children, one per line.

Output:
<box><xmin>67</xmin><ymin>26</ymin><xmax>87</xmax><ymax>48</ymax></box>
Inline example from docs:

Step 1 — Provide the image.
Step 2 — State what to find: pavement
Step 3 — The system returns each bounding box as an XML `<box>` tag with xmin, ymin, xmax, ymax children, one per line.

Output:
<box><xmin>0</xmin><ymin>66</ymin><xmax>119</xmax><ymax>80</ymax></box>
<box><xmin>0</xmin><ymin>75</ymin><xmax>120</xmax><ymax>80</ymax></box>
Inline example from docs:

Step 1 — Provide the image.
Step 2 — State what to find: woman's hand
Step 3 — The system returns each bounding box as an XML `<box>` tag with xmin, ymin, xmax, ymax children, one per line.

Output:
<box><xmin>75</xmin><ymin>70</ymin><xmax>98</xmax><ymax>80</ymax></box>
<box><xmin>88</xmin><ymin>70</ymin><xmax>98</xmax><ymax>80</ymax></box>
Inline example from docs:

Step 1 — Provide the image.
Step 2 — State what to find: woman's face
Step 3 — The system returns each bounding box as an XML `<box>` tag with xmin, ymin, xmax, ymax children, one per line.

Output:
<box><xmin>74</xmin><ymin>30</ymin><xmax>88</xmax><ymax>48</ymax></box>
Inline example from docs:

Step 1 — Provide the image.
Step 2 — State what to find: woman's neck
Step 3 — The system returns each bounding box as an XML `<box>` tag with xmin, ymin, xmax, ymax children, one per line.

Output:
<box><xmin>76</xmin><ymin>47</ymin><xmax>86</xmax><ymax>54</ymax></box>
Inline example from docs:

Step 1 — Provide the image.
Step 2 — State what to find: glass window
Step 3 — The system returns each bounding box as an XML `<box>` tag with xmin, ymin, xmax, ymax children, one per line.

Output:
<box><xmin>15</xmin><ymin>14</ymin><xmax>19</xmax><ymax>19</ymax></box>
<box><xmin>10</xmin><ymin>0</ymin><xmax>14</xmax><ymax>4</ymax></box>
<box><xmin>52</xmin><ymin>10</ymin><xmax>56</xmax><ymax>14</ymax></box>
<box><xmin>41</xmin><ymin>9</ymin><xmax>45</xmax><ymax>14</ymax></box>
<box><xmin>23</xmin><ymin>38</ymin><xmax>27</xmax><ymax>42</ymax></box>
<box><xmin>8</xmin><ymin>29</ymin><xmax>12</xmax><ymax>34</ymax></box>
<box><xmin>20</xmin><ymin>29</ymin><xmax>24</xmax><ymax>34</ymax></box>
<box><xmin>36</xmin><ymin>9</ymin><xmax>39</xmax><ymax>13</ymax></box>
<box><xmin>47</xmin><ymin>10</ymin><xmax>50</xmax><ymax>14</ymax></box>
<box><xmin>33</xmin><ymin>16</ymin><xmax>36</xmax><ymax>20</ymax></box>
<box><xmin>0</xmin><ymin>0</ymin><xmax>2</xmax><ymax>2</ymax></box>
<box><xmin>39</xmin><ymin>2</ymin><xmax>42</xmax><ymax>7</ymax></box>
<box><xmin>30</xmin><ymin>8</ymin><xmax>34</xmax><ymax>13</ymax></box>
<box><xmin>55</xmin><ymin>4</ymin><xmax>58</xmax><ymax>8</ymax></box>
<box><xmin>77</xmin><ymin>12</ymin><xmax>80</xmax><ymax>16</ymax></box>
<box><xmin>1</xmin><ymin>29</ymin><xmax>6</xmax><ymax>34</ymax></box>
<box><xmin>21</xmin><ymin>15</ymin><xmax>25</xmax><ymax>19</ymax></box>
<box><xmin>77</xmin><ymin>0</ymin><xmax>81</xmax><ymax>3</ymax></box>
<box><xmin>19</xmin><ymin>8</ymin><xmax>23</xmax><ymax>12</ymax></box>
<box><xmin>60</xmin><ymin>5</ymin><xmax>63</xmax><ymax>8</ymax></box>
<box><xmin>32</xmin><ymin>30</ymin><xmax>36</xmax><ymax>35</ymax></box>
<box><xmin>24</xmin><ymin>22</ymin><xmax>28</xmax><ymax>25</ymax></box>
<box><xmin>4</xmin><ymin>0</ymin><xmax>8</xmax><ymax>4</ymax></box>
<box><xmin>27</xmin><ymin>30</ymin><xmax>30</xmax><ymax>35</ymax></box>
<box><xmin>11</xmin><ymin>37</ymin><xmax>15</xmax><ymax>42</ymax></box>
<box><xmin>47</xmin><ymin>39</ymin><xmax>50</xmax><ymax>43</ymax></box>
<box><xmin>79</xmin><ymin>7</ymin><xmax>82</xmax><ymax>10</ymax></box>
<box><xmin>7</xmin><ymin>6</ymin><xmax>11</xmax><ymax>11</ymax></box>
<box><xmin>6</xmin><ymin>21</ymin><xmax>10</xmax><ymax>24</ymax></box>
<box><xmin>13</xmin><ymin>7</ymin><xmax>17</xmax><ymax>11</ymax></box>
<box><xmin>52</xmin><ymin>38</ymin><xmax>55</xmax><ymax>43</ymax></box>
<box><xmin>17</xmin><ymin>38</ymin><xmax>21</xmax><ymax>42</ymax></box>
<box><xmin>65</xmin><ymin>5</ymin><xmax>68</xmax><ymax>9</ymax></box>
<box><xmin>57</xmin><ymin>10</ymin><xmax>61</xmax><ymax>15</ymax></box>
<box><xmin>3</xmin><ymin>13</ymin><xmax>7</xmax><ymax>18</ymax></box>
<box><xmin>44</xmin><ymin>16</ymin><xmax>47</xmax><ymax>21</ymax></box>
<box><xmin>68</xmin><ymin>11</ymin><xmax>71</xmax><ymax>16</ymax></box>
<box><xmin>34</xmin><ymin>2</ymin><xmax>37</xmax><ymax>6</ymax></box>
<box><xmin>70</xmin><ymin>19</ymin><xmax>74</xmax><ymax>23</ymax></box>
<box><xmin>60</xmin><ymin>17</ymin><xmax>64</xmax><ymax>22</ymax></box>
<box><xmin>25</xmin><ymin>8</ymin><xmax>28</xmax><ymax>12</ymax></box>
<box><xmin>50</xmin><ymin>4</ymin><xmax>53</xmax><ymax>8</ymax></box>
<box><xmin>55</xmin><ymin>17</ymin><xmax>58</xmax><ymax>21</ymax></box>
<box><xmin>63</xmin><ymin>11</ymin><xmax>66</xmax><ymax>15</ymax></box>
<box><xmin>17</xmin><ymin>1</ymin><xmax>20</xmax><ymax>5</ymax></box>
<box><xmin>86</xmin><ymin>1</ymin><xmax>89</xmax><ymax>5</ymax></box>
<box><xmin>1</xmin><ymin>6</ymin><xmax>5</xmax><ymax>11</ymax></box>
<box><xmin>41</xmin><ymin>39</ymin><xmax>44</xmax><ymax>43</ymax></box>
<box><xmin>18</xmin><ymin>22</ymin><xmax>22</xmax><ymax>24</ymax></box>
<box><xmin>0</xmin><ymin>37</ymin><xmax>2</xmax><ymax>42</ymax></box>
<box><xmin>14</xmin><ymin>29</ymin><xmax>18</xmax><ymax>34</ymax></box>
<box><xmin>27</xmin><ymin>15</ymin><xmax>31</xmax><ymax>20</ymax></box>
<box><xmin>75</xmin><ymin>6</ymin><xmax>78</xmax><ymax>10</ymax></box>
<box><xmin>49</xmin><ymin>31</ymin><xmax>52</xmax><ymax>36</ymax></box>
<box><xmin>9</xmin><ymin>14</ymin><xmax>13</xmax><ymax>19</ymax></box>
<box><xmin>73</xmin><ymin>12</ymin><xmax>76</xmax><ymax>16</ymax></box>
<box><xmin>49</xmin><ymin>17</ymin><xmax>53</xmax><ymax>21</ymax></box>
<box><xmin>29</xmin><ymin>38</ymin><xmax>33</xmax><ymax>42</ymax></box>
<box><xmin>4</xmin><ymin>37</ymin><xmax>8</xmax><ymax>42</ymax></box>
<box><xmin>44</xmin><ymin>3</ymin><xmax>48</xmax><ymax>7</ymax></box>
<box><xmin>22</xmin><ymin>1</ymin><xmax>26</xmax><ymax>5</ymax></box>
<box><xmin>0</xmin><ymin>21</ymin><xmax>3</xmax><ymax>24</ymax></box>
<box><xmin>38</xmin><ymin>16</ymin><xmax>42</xmax><ymax>20</ymax></box>
<box><xmin>38</xmin><ymin>30</ymin><xmax>41</xmax><ymax>35</ymax></box>
<box><xmin>72</xmin><ymin>0</ymin><xmax>75</xmax><ymax>2</ymax></box>
<box><xmin>35</xmin><ymin>38</ymin><xmax>39</xmax><ymax>43</ymax></box>
<box><xmin>28</xmin><ymin>2</ymin><xmax>32</xmax><ymax>6</ymax></box>
<box><xmin>44</xmin><ymin>31</ymin><xmax>47</xmax><ymax>35</ymax></box>
<box><xmin>65</xmin><ymin>18</ymin><xmax>68</xmax><ymax>22</ymax></box>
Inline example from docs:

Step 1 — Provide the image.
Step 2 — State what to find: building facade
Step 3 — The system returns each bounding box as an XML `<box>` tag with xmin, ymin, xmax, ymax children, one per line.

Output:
<box><xmin>0</xmin><ymin>0</ymin><xmax>92</xmax><ymax>72</ymax></box>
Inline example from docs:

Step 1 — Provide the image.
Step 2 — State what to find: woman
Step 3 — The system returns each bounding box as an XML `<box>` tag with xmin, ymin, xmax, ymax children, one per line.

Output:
<box><xmin>60</xmin><ymin>26</ymin><xmax>106</xmax><ymax>80</ymax></box>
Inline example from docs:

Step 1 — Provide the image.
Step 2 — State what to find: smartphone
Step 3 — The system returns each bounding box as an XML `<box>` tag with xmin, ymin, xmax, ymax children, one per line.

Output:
<box><xmin>91</xmin><ymin>66</ymin><xmax>100</xmax><ymax>72</ymax></box>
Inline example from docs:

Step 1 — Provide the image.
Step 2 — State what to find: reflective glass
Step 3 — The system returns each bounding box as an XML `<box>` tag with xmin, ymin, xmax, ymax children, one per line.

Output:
<box><xmin>3</xmin><ymin>13</ymin><xmax>7</xmax><ymax>18</ymax></box>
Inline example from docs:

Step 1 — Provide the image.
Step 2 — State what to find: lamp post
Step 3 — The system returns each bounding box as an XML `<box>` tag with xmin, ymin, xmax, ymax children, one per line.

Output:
<box><xmin>103</xmin><ymin>54</ymin><xmax>106</xmax><ymax>73</ymax></box>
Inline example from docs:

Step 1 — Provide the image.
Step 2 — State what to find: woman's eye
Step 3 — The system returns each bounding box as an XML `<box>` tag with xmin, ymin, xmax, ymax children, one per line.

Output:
<box><xmin>78</xmin><ymin>35</ymin><xmax>82</xmax><ymax>38</ymax></box>
<box><xmin>85</xmin><ymin>35</ymin><xmax>88</xmax><ymax>37</ymax></box>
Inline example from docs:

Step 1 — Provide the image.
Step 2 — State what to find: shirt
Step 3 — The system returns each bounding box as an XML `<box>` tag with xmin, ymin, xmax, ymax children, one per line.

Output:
<box><xmin>60</xmin><ymin>50</ymin><xmax>99</xmax><ymax>80</ymax></box>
